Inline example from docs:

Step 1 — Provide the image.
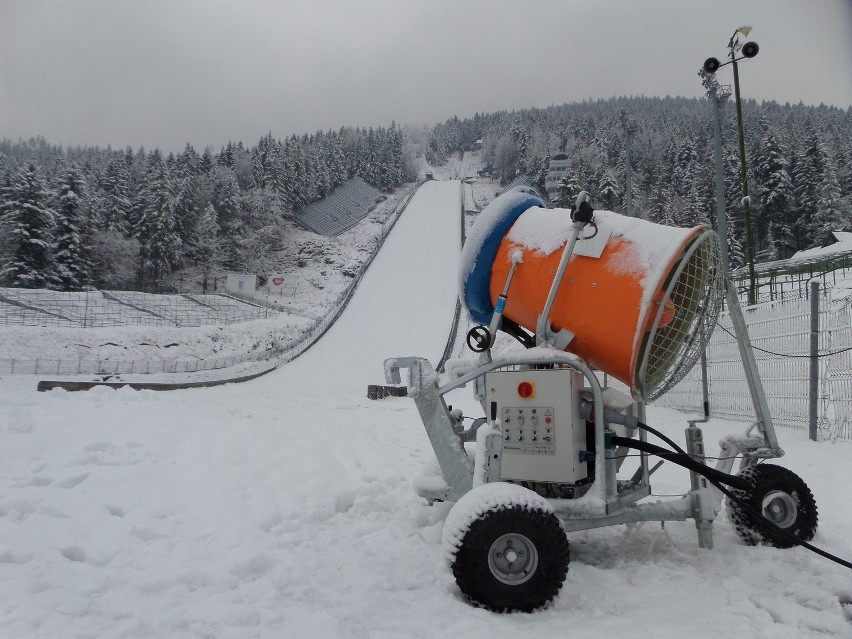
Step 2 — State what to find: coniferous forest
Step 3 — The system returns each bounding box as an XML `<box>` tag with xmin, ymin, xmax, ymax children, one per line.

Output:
<box><xmin>1</xmin><ymin>96</ymin><xmax>850</xmax><ymax>292</ymax></box>
<box><xmin>429</xmin><ymin>97</ymin><xmax>851</xmax><ymax>269</ymax></box>
<box><xmin>0</xmin><ymin>125</ymin><xmax>409</xmax><ymax>291</ymax></box>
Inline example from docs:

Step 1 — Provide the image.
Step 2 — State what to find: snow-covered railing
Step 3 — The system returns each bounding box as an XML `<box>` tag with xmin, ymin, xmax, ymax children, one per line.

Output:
<box><xmin>655</xmin><ymin>291</ymin><xmax>852</xmax><ymax>440</ymax></box>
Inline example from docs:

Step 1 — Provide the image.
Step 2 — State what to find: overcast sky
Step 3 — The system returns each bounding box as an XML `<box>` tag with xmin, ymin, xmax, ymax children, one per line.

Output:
<box><xmin>1</xmin><ymin>0</ymin><xmax>850</xmax><ymax>152</ymax></box>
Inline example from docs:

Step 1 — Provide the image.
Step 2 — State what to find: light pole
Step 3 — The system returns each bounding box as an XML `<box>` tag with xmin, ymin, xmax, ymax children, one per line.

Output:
<box><xmin>703</xmin><ymin>26</ymin><xmax>760</xmax><ymax>304</ymax></box>
<box><xmin>698</xmin><ymin>31</ymin><xmax>778</xmax><ymax>451</ymax></box>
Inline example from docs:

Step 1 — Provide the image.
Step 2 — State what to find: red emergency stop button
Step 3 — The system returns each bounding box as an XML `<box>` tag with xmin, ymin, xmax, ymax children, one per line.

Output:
<box><xmin>517</xmin><ymin>381</ymin><xmax>535</xmax><ymax>398</ymax></box>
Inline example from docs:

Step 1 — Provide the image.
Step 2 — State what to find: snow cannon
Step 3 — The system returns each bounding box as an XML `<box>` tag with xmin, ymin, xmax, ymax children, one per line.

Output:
<box><xmin>460</xmin><ymin>188</ymin><xmax>724</xmax><ymax>401</ymax></box>
<box><xmin>386</xmin><ymin>191</ymin><xmax>809</xmax><ymax>615</ymax></box>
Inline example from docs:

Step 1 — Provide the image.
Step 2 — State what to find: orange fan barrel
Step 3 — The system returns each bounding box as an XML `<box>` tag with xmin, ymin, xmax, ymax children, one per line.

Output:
<box><xmin>460</xmin><ymin>188</ymin><xmax>723</xmax><ymax>400</ymax></box>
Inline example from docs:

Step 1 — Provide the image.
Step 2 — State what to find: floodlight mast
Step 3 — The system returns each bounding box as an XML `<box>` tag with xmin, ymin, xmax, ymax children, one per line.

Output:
<box><xmin>729</xmin><ymin>28</ymin><xmax>760</xmax><ymax>305</ymax></box>
<box><xmin>699</xmin><ymin>30</ymin><xmax>779</xmax><ymax>453</ymax></box>
<box><xmin>704</xmin><ymin>27</ymin><xmax>760</xmax><ymax>304</ymax></box>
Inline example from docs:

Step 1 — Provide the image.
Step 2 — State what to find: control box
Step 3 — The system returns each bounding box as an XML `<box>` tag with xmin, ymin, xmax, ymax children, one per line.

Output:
<box><xmin>484</xmin><ymin>368</ymin><xmax>587</xmax><ymax>484</ymax></box>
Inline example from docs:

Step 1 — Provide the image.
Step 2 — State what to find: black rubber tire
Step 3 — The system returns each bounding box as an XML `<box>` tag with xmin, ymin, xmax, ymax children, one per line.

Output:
<box><xmin>727</xmin><ymin>463</ymin><xmax>818</xmax><ymax>548</ymax></box>
<box><xmin>451</xmin><ymin>505</ymin><xmax>569</xmax><ymax>613</ymax></box>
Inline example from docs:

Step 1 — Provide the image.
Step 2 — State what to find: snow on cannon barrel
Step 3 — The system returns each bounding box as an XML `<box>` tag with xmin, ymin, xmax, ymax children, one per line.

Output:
<box><xmin>460</xmin><ymin>188</ymin><xmax>725</xmax><ymax>401</ymax></box>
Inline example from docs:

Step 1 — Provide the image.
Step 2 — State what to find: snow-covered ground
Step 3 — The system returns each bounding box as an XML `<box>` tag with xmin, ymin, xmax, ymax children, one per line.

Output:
<box><xmin>2</xmin><ymin>180</ymin><xmax>852</xmax><ymax>638</ymax></box>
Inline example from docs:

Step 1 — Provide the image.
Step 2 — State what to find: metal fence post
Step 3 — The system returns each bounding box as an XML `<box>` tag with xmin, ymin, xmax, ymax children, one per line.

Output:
<box><xmin>809</xmin><ymin>280</ymin><xmax>820</xmax><ymax>441</ymax></box>
<box><xmin>700</xmin><ymin>348</ymin><xmax>710</xmax><ymax>419</ymax></box>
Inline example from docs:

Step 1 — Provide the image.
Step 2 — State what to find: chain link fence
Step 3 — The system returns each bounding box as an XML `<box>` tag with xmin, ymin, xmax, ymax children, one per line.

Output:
<box><xmin>656</xmin><ymin>286</ymin><xmax>852</xmax><ymax>440</ymax></box>
<box><xmin>0</xmin><ymin>288</ymin><xmax>276</xmax><ymax>328</ymax></box>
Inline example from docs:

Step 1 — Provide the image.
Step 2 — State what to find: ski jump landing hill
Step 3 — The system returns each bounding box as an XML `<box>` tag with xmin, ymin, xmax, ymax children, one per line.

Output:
<box><xmin>265</xmin><ymin>178</ymin><xmax>462</xmax><ymax>396</ymax></box>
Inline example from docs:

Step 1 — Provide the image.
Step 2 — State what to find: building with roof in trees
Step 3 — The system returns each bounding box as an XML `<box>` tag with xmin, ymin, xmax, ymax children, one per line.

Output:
<box><xmin>544</xmin><ymin>152</ymin><xmax>570</xmax><ymax>202</ymax></box>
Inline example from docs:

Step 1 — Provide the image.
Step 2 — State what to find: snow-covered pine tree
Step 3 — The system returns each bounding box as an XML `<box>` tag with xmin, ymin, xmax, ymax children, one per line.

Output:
<box><xmin>723</xmin><ymin>144</ymin><xmax>747</xmax><ymax>255</ymax></box>
<box><xmin>99</xmin><ymin>157</ymin><xmax>131</xmax><ymax>234</ymax></box>
<box><xmin>726</xmin><ymin>208</ymin><xmax>747</xmax><ymax>270</ymax></box>
<box><xmin>555</xmin><ymin>171</ymin><xmax>582</xmax><ymax>208</ymax></box>
<box><xmin>533</xmin><ymin>155</ymin><xmax>549</xmax><ymax>193</ymax></box>
<box><xmin>329</xmin><ymin>130</ymin><xmax>348</xmax><ymax>188</ymax></box>
<box><xmin>176</xmin><ymin>143</ymin><xmax>200</xmax><ymax>180</ymax></box>
<box><xmin>596</xmin><ymin>166</ymin><xmax>621</xmax><ymax>211</ymax></box>
<box><xmin>287</xmin><ymin>137</ymin><xmax>311</xmax><ymax>209</ymax></box>
<box><xmin>217</xmin><ymin>142</ymin><xmax>236</xmax><ymax>168</ymax></box>
<box><xmin>753</xmin><ymin>119</ymin><xmax>793</xmax><ymax>259</ymax></box>
<box><xmin>0</xmin><ymin>162</ymin><xmax>57</xmax><ymax>288</ymax></box>
<box><xmin>388</xmin><ymin>122</ymin><xmax>405</xmax><ymax>187</ymax></box>
<box><xmin>172</xmin><ymin>176</ymin><xmax>198</xmax><ymax>254</ymax></box>
<box><xmin>52</xmin><ymin>165</ymin><xmax>92</xmax><ymax>290</ymax></box>
<box><xmin>511</xmin><ymin>114</ymin><xmax>529</xmax><ymax>175</ymax></box>
<box><xmin>251</xmin><ymin>134</ymin><xmax>272</xmax><ymax>189</ymax></box>
<box><xmin>360</xmin><ymin>128</ymin><xmax>382</xmax><ymax>188</ymax></box>
<box><xmin>312</xmin><ymin>136</ymin><xmax>331</xmax><ymax>199</ymax></box>
<box><xmin>812</xmin><ymin>160</ymin><xmax>847</xmax><ymax>246</ymax></box>
<box><xmin>791</xmin><ymin>123</ymin><xmax>827</xmax><ymax>249</ymax></box>
<box><xmin>137</xmin><ymin>151</ymin><xmax>181</xmax><ymax>289</ymax></box>
<box><xmin>209</xmin><ymin>165</ymin><xmax>242</xmax><ymax>268</ymax></box>
<box><xmin>193</xmin><ymin>203</ymin><xmax>221</xmax><ymax>293</ymax></box>
<box><xmin>682</xmin><ymin>180</ymin><xmax>705</xmax><ymax>227</ymax></box>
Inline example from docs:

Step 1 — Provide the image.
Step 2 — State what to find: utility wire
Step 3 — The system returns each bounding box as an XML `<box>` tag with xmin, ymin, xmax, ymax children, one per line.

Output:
<box><xmin>716</xmin><ymin>324</ymin><xmax>852</xmax><ymax>358</ymax></box>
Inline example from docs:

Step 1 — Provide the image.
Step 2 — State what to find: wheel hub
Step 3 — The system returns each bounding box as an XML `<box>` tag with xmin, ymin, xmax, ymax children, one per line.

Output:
<box><xmin>762</xmin><ymin>490</ymin><xmax>797</xmax><ymax>529</ymax></box>
<box><xmin>487</xmin><ymin>533</ymin><xmax>539</xmax><ymax>585</ymax></box>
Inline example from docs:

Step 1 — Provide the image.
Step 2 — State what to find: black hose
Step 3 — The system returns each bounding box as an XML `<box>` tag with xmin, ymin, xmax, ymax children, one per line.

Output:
<box><xmin>707</xmin><ymin>476</ymin><xmax>852</xmax><ymax>570</ymax></box>
<box><xmin>611</xmin><ymin>436</ymin><xmax>750</xmax><ymax>490</ymax></box>
<box><xmin>635</xmin><ymin>421</ymin><xmax>687</xmax><ymax>455</ymax></box>
<box><xmin>612</xmin><ymin>434</ymin><xmax>852</xmax><ymax>571</ymax></box>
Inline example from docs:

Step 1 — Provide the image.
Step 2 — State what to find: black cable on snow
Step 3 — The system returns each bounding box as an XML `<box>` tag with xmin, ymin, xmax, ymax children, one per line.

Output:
<box><xmin>611</xmin><ymin>435</ymin><xmax>852</xmax><ymax>571</ymax></box>
<box><xmin>707</xmin><ymin>476</ymin><xmax>852</xmax><ymax>571</ymax></box>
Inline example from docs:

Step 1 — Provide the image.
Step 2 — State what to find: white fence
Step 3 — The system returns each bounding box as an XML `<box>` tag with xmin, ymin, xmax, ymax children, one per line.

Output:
<box><xmin>656</xmin><ymin>289</ymin><xmax>852</xmax><ymax>440</ymax></box>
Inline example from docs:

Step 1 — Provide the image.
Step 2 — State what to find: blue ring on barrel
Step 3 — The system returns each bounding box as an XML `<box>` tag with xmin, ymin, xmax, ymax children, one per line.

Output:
<box><xmin>460</xmin><ymin>189</ymin><xmax>544</xmax><ymax>325</ymax></box>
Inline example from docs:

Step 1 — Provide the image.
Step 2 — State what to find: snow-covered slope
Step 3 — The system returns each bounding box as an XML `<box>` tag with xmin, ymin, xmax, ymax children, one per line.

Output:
<box><xmin>1</xmin><ymin>179</ymin><xmax>851</xmax><ymax>638</ymax></box>
<box><xmin>258</xmin><ymin>178</ymin><xmax>462</xmax><ymax>395</ymax></box>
